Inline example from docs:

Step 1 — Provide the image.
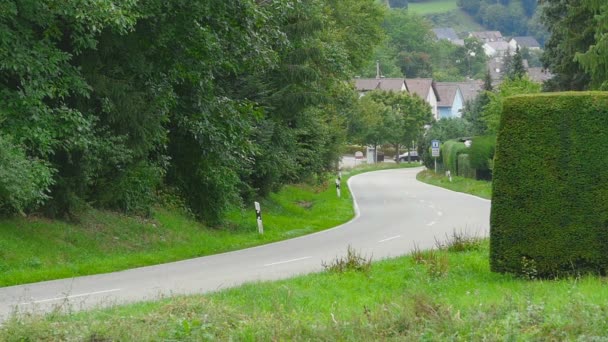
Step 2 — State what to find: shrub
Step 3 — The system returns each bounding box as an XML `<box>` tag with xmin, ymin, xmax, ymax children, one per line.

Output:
<box><xmin>0</xmin><ymin>136</ymin><xmax>54</xmax><ymax>214</ymax></box>
<box><xmin>322</xmin><ymin>245</ymin><xmax>372</xmax><ymax>274</ymax></box>
<box><xmin>468</xmin><ymin>135</ymin><xmax>496</xmax><ymax>180</ymax></box>
<box><xmin>490</xmin><ymin>92</ymin><xmax>608</xmax><ymax>277</ymax></box>
<box><xmin>457</xmin><ymin>153</ymin><xmax>475</xmax><ymax>178</ymax></box>
<box><xmin>441</xmin><ymin>140</ymin><xmax>467</xmax><ymax>174</ymax></box>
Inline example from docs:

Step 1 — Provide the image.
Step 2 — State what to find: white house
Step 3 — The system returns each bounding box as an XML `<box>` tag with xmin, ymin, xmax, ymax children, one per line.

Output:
<box><xmin>436</xmin><ymin>83</ymin><xmax>464</xmax><ymax>119</ymax></box>
<box><xmin>483</xmin><ymin>41</ymin><xmax>511</xmax><ymax>57</ymax></box>
<box><xmin>405</xmin><ymin>78</ymin><xmax>440</xmax><ymax>120</ymax></box>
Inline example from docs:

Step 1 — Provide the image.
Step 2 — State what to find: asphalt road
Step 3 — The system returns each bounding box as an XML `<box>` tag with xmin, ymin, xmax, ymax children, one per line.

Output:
<box><xmin>0</xmin><ymin>167</ymin><xmax>490</xmax><ymax>321</ymax></box>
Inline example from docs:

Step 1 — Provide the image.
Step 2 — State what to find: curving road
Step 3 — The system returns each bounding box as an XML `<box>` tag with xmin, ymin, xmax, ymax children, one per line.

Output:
<box><xmin>0</xmin><ymin>167</ymin><xmax>490</xmax><ymax>321</ymax></box>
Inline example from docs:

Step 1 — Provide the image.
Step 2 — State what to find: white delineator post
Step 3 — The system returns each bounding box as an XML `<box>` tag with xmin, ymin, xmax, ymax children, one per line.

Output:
<box><xmin>254</xmin><ymin>201</ymin><xmax>263</xmax><ymax>234</ymax></box>
<box><xmin>335</xmin><ymin>176</ymin><xmax>341</xmax><ymax>198</ymax></box>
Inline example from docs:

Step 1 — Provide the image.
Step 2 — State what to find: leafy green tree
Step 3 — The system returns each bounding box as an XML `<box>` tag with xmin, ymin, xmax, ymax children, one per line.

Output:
<box><xmin>482</xmin><ymin>77</ymin><xmax>541</xmax><ymax>133</ymax></box>
<box><xmin>574</xmin><ymin>2</ymin><xmax>608</xmax><ymax>89</ymax></box>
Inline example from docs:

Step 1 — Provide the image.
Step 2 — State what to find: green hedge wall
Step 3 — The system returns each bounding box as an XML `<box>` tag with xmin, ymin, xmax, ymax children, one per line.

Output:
<box><xmin>469</xmin><ymin>135</ymin><xmax>496</xmax><ymax>180</ymax></box>
<box><xmin>441</xmin><ymin>140</ymin><xmax>467</xmax><ymax>174</ymax></box>
<box><xmin>457</xmin><ymin>154</ymin><xmax>476</xmax><ymax>178</ymax></box>
<box><xmin>490</xmin><ymin>92</ymin><xmax>608</xmax><ymax>277</ymax></box>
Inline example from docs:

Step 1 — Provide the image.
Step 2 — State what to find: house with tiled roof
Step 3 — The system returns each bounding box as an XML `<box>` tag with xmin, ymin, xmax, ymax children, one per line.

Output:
<box><xmin>483</xmin><ymin>41</ymin><xmax>511</xmax><ymax>57</ymax></box>
<box><xmin>453</xmin><ymin>80</ymin><xmax>483</xmax><ymax>103</ymax></box>
<box><xmin>436</xmin><ymin>83</ymin><xmax>464</xmax><ymax>119</ymax></box>
<box><xmin>509</xmin><ymin>36</ymin><xmax>541</xmax><ymax>50</ymax></box>
<box><xmin>353</xmin><ymin>77</ymin><xmax>408</xmax><ymax>97</ymax></box>
<box><xmin>405</xmin><ymin>78</ymin><xmax>440</xmax><ymax>120</ymax></box>
<box><xmin>470</xmin><ymin>31</ymin><xmax>503</xmax><ymax>42</ymax></box>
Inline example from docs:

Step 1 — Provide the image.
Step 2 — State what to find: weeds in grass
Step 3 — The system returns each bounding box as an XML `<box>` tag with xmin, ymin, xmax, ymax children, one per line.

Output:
<box><xmin>411</xmin><ymin>243</ymin><xmax>449</xmax><ymax>278</ymax></box>
<box><xmin>435</xmin><ymin>229</ymin><xmax>484</xmax><ymax>253</ymax></box>
<box><xmin>322</xmin><ymin>245</ymin><xmax>372</xmax><ymax>274</ymax></box>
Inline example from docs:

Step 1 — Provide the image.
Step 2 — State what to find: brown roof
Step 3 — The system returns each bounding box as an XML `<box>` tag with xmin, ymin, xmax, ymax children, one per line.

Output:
<box><xmin>405</xmin><ymin>78</ymin><xmax>437</xmax><ymax>100</ymax></box>
<box><xmin>470</xmin><ymin>31</ymin><xmax>503</xmax><ymax>41</ymax></box>
<box><xmin>354</xmin><ymin>78</ymin><xmax>407</xmax><ymax>92</ymax></box>
<box><xmin>453</xmin><ymin>80</ymin><xmax>483</xmax><ymax>102</ymax></box>
<box><xmin>435</xmin><ymin>83</ymin><xmax>460</xmax><ymax>107</ymax></box>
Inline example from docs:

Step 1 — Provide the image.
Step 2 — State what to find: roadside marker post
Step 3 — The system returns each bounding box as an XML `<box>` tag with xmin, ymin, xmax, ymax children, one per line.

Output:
<box><xmin>254</xmin><ymin>201</ymin><xmax>264</xmax><ymax>234</ymax></box>
<box><xmin>336</xmin><ymin>178</ymin><xmax>341</xmax><ymax>198</ymax></box>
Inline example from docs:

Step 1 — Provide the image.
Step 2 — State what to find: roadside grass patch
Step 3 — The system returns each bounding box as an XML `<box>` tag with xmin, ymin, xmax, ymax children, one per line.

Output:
<box><xmin>0</xmin><ymin>162</ymin><xmax>418</xmax><ymax>287</ymax></box>
<box><xmin>322</xmin><ymin>245</ymin><xmax>372</xmax><ymax>274</ymax></box>
<box><xmin>4</xmin><ymin>240</ymin><xmax>608</xmax><ymax>340</ymax></box>
<box><xmin>416</xmin><ymin>169</ymin><xmax>492</xmax><ymax>199</ymax></box>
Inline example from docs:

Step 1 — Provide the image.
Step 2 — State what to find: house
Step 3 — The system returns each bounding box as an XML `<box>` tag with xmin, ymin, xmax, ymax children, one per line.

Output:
<box><xmin>483</xmin><ymin>41</ymin><xmax>511</xmax><ymax>57</ymax></box>
<box><xmin>432</xmin><ymin>28</ymin><xmax>461</xmax><ymax>45</ymax></box>
<box><xmin>453</xmin><ymin>80</ymin><xmax>483</xmax><ymax>103</ymax></box>
<box><xmin>353</xmin><ymin>77</ymin><xmax>408</xmax><ymax>97</ymax></box>
<box><xmin>405</xmin><ymin>78</ymin><xmax>440</xmax><ymax>120</ymax></box>
<box><xmin>436</xmin><ymin>83</ymin><xmax>465</xmax><ymax>119</ymax></box>
<box><xmin>470</xmin><ymin>31</ymin><xmax>503</xmax><ymax>43</ymax></box>
<box><xmin>509</xmin><ymin>36</ymin><xmax>541</xmax><ymax>50</ymax></box>
<box><xmin>527</xmin><ymin>67</ymin><xmax>553</xmax><ymax>83</ymax></box>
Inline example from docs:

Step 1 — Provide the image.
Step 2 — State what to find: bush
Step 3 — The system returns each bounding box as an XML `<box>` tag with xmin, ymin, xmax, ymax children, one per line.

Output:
<box><xmin>469</xmin><ymin>135</ymin><xmax>496</xmax><ymax>180</ymax></box>
<box><xmin>322</xmin><ymin>245</ymin><xmax>372</xmax><ymax>274</ymax></box>
<box><xmin>490</xmin><ymin>92</ymin><xmax>608</xmax><ymax>277</ymax></box>
<box><xmin>457</xmin><ymin>153</ymin><xmax>475</xmax><ymax>178</ymax></box>
<box><xmin>0</xmin><ymin>136</ymin><xmax>54</xmax><ymax>214</ymax></box>
<box><xmin>441</xmin><ymin>140</ymin><xmax>467</xmax><ymax>174</ymax></box>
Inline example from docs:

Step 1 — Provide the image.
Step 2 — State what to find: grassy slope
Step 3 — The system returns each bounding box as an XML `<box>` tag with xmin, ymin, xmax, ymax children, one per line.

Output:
<box><xmin>407</xmin><ymin>0</ymin><xmax>458</xmax><ymax>15</ymax></box>
<box><xmin>416</xmin><ymin>169</ymin><xmax>492</xmax><ymax>199</ymax></box>
<box><xmin>4</xmin><ymin>241</ymin><xmax>608</xmax><ymax>340</ymax></box>
<box><xmin>0</xmin><ymin>162</ymin><xmax>417</xmax><ymax>287</ymax></box>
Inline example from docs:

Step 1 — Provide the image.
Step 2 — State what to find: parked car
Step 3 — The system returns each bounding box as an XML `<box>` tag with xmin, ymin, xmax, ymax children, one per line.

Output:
<box><xmin>395</xmin><ymin>151</ymin><xmax>420</xmax><ymax>162</ymax></box>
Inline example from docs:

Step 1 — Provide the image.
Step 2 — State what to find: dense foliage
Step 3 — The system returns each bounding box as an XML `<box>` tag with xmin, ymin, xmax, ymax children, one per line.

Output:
<box><xmin>491</xmin><ymin>92</ymin><xmax>608</xmax><ymax>277</ymax></box>
<box><xmin>350</xmin><ymin>90</ymin><xmax>432</xmax><ymax>159</ymax></box>
<box><xmin>0</xmin><ymin>0</ymin><xmax>384</xmax><ymax>223</ymax></box>
<box><xmin>457</xmin><ymin>0</ymin><xmax>546</xmax><ymax>40</ymax></box>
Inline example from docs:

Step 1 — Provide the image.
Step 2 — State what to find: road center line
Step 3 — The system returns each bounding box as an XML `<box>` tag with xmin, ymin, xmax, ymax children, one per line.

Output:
<box><xmin>264</xmin><ymin>256</ymin><xmax>312</xmax><ymax>267</ymax></box>
<box><xmin>378</xmin><ymin>235</ymin><xmax>401</xmax><ymax>243</ymax></box>
<box><xmin>19</xmin><ymin>288</ymin><xmax>122</xmax><ymax>305</ymax></box>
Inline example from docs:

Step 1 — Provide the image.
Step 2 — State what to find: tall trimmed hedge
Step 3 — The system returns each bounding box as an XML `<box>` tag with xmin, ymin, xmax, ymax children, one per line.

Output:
<box><xmin>441</xmin><ymin>140</ymin><xmax>467</xmax><ymax>174</ymax></box>
<box><xmin>490</xmin><ymin>92</ymin><xmax>608</xmax><ymax>277</ymax></box>
<box><xmin>469</xmin><ymin>135</ymin><xmax>496</xmax><ymax>180</ymax></box>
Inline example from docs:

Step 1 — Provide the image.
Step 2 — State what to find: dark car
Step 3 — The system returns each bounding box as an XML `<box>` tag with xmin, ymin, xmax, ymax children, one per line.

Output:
<box><xmin>395</xmin><ymin>151</ymin><xmax>420</xmax><ymax>162</ymax></box>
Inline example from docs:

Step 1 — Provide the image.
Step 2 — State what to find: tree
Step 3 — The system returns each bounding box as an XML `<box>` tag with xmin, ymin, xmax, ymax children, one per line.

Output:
<box><xmin>482</xmin><ymin>77</ymin><xmax>541</xmax><ymax>133</ymax></box>
<box><xmin>574</xmin><ymin>2</ymin><xmax>608</xmax><ymax>89</ymax></box>
<box><xmin>506</xmin><ymin>47</ymin><xmax>527</xmax><ymax>80</ymax></box>
<box><xmin>541</xmin><ymin>0</ymin><xmax>595</xmax><ymax>90</ymax></box>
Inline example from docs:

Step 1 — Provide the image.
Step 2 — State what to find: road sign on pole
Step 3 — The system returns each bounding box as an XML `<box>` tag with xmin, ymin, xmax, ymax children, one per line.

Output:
<box><xmin>431</xmin><ymin>140</ymin><xmax>440</xmax><ymax>157</ymax></box>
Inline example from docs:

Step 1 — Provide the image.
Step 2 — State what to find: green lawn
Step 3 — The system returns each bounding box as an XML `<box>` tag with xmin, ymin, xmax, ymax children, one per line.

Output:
<box><xmin>416</xmin><ymin>169</ymin><xmax>492</xmax><ymax>199</ymax></box>
<box><xmin>4</xmin><ymin>239</ymin><xmax>607</xmax><ymax>340</ymax></box>
<box><xmin>408</xmin><ymin>0</ymin><xmax>458</xmax><ymax>15</ymax></box>
<box><xmin>0</xmin><ymin>162</ymin><xmax>417</xmax><ymax>287</ymax></box>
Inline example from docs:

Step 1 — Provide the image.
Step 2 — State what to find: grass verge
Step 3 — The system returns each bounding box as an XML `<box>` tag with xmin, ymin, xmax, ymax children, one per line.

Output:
<box><xmin>0</xmin><ymin>162</ymin><xmax>418</xmax><ymax>287</ymax></box>
<box><xmin>4</xmin><ymin>237</ymin><xmax>608</xmax><ymax>340</ymax></box>
<box><xmin>416</xmin><ymin>169</ymin><xmax>492</xmax><ymax>199</ymax></box>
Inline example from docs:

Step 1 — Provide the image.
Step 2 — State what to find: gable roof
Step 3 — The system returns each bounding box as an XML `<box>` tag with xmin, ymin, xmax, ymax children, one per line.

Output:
<box><xmin>486</xmin><ymin>41</ymin><xmax>511</xmax><ymax>52</ymax></box>
<box><xmin>354</xmin><ymin>78</ymin><xmax>407</xmax><ymax>92</ymax></box>
<box><xmin>435</xmin><ymin>83</ymin><xmax>461</xmax><ymax>107</ymax></box>
<box><xmin>405</xmin><ymin>78</ymin><xmax>439</xmax><ymax>101</ymax></box>
<box><xmin>510</xmin><ymin>36</ymin><xmax>540</xmax><ymax>49</ymax></box>
<box><xmin>454</xmin><ymin>81</ymin><xmax>483</xmax><ymax>102</ymax></box>
<box><xmin>470</xmin><ymin>31</ymin><xmax>503</xmax><ymax>41</ymax></box>
<box><xmin>432</xmin><ymin>28</ymin><xmax>459</xmax><ymax>41</ymax></box>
